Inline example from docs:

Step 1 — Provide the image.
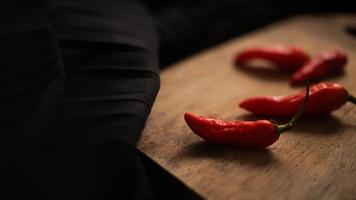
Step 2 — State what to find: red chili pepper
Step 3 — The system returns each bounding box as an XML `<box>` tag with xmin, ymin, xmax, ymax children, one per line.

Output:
<box><xmin>290</xmin><ymin>51</ymin><xmax>347</xmax><ymax>85</ymax></box>
<box><xmin>239</xmin><ymin>82</ymin><xmax>356</xmax><ymax>117</ymax></box>
<box><xmin>234</xmin><ymin>46</ymin><xmax>310</xmax><ymax>71</ymax></box>
<box><xmin>184</xmin><ymin>82</ymin><xmax>310</xmax><ymax>148</ymax></box>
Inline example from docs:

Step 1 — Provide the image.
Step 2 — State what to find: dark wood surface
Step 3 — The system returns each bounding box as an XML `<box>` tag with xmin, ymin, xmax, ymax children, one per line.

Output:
<box><xmin>138</xmin><ymin>15</ymin><xmax>356</xmax><ymax>200</ymax></box>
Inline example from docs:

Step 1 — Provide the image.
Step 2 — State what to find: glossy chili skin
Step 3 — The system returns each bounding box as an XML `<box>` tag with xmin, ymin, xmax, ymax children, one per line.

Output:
<box><xmin>290</xmin><ymin>51</ymin><xmax>347</xmax><ymax>85</ymax></box>
<box><xmin>239</xmin><ymin>82</ymin><xmax>347</xmax><ymax>116</ymax></box>
<box><xmin>234</xmin><ymin>46</ymin><xmax>310</xmax><ymax>71</ymax></box>
<box><xmin>184</xmin><ymin>112</ymin><xmax>278</xmax><ymax>148</ymax></box>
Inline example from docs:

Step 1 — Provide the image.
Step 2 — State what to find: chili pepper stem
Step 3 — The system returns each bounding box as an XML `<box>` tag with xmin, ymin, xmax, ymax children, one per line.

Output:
<box><xmin>347</xmin><ymin>92</ymin><xmax>356</xmax><ymax>105</ymax></box>
<box><xmin>276</xmin><ymin>80</ymin><xmax>310</xmax><ymax>135</ymax></box>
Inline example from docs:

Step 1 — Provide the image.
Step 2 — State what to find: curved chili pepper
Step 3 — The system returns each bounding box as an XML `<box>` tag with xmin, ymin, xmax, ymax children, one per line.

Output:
<box><xmin>290</xmin><ymin>51</ymin><xmax>347</xmax><ymax>85</ymax></box>
<box><xmin>239</xmin><ymin>82</ymin><xmax>356</xmax><ymax>117</ymax></box>
<box><xmin>184</xmin><ymin>82</ymin><xmax>310</xmax><ymax>148</ymax></box>
<box><xmin>234</xmin><ymin>46</ymin><xmax>310</xmax><ymax>71</ymax></box>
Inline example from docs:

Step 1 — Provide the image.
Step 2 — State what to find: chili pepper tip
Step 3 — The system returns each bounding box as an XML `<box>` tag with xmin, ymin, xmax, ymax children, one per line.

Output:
<box><xmin>277</xmin><ymin>80</ymin><xmax>310</xmax><ymax>134</ymax></box>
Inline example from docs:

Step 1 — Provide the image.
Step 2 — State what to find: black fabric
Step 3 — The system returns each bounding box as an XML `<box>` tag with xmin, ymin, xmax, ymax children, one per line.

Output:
<box><xmin>48</xmin><ymin>0</ymin><xmax>159</xmax><ymax>56</ymax></box>
<box><xmin>1</xmin><ymin>3</ymin><xmax>65</xmax><ymax>199</ymax></box>
<box><xmin>48</xmin><ymin>1</ymin><xmax>159</xmax><ymax>199</ymax></box>
<box><xmin>41</xmin><ymin>40</ymin><xmax>159</xmax><ymax>199</ymax></box>
<box><xmin>2</xmin><ymin>0</ymin><xmax>159</xmax><ymax>199</ymax></box>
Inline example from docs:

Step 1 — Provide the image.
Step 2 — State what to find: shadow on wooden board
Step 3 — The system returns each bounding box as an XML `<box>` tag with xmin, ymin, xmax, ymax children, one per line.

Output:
<box><xmin>139</xmin><ymin>151</ymin><xmax>203</xmax><ymax>200</ymax></box>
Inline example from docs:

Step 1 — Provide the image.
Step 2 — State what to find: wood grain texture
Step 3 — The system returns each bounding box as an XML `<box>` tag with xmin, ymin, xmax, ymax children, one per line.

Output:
<box><xmin>138</xmin><ymin>15</ymin><xmax>356</xmax><ymax>200</ymax></box>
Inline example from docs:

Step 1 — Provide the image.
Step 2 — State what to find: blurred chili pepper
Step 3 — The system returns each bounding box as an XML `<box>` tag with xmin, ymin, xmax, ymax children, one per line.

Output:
<box><xmin>239</xmin><ymin>82</ymin><xmax>356</xmax><ymax>117</ymax></box>
<box><xmin>290</xmin><ymin>51</ymin><xmax>347</xmax><ymax>85</ymax></box>
<box><xmin>234</xmin><ymin>46</ymin><xmax>310</xmax><ymax>71</ymax></box>
<box><xmin>184</xmin><ymin>82</ymin><xmax>310</xmax><ymax>148</ymax></box>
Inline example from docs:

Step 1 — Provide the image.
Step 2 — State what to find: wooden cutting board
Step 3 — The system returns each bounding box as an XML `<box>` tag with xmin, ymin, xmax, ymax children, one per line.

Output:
<box><xmin>138</xmin><ymin>14</ymin><xmax>356</xmax><ymax>200</ymax></box>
